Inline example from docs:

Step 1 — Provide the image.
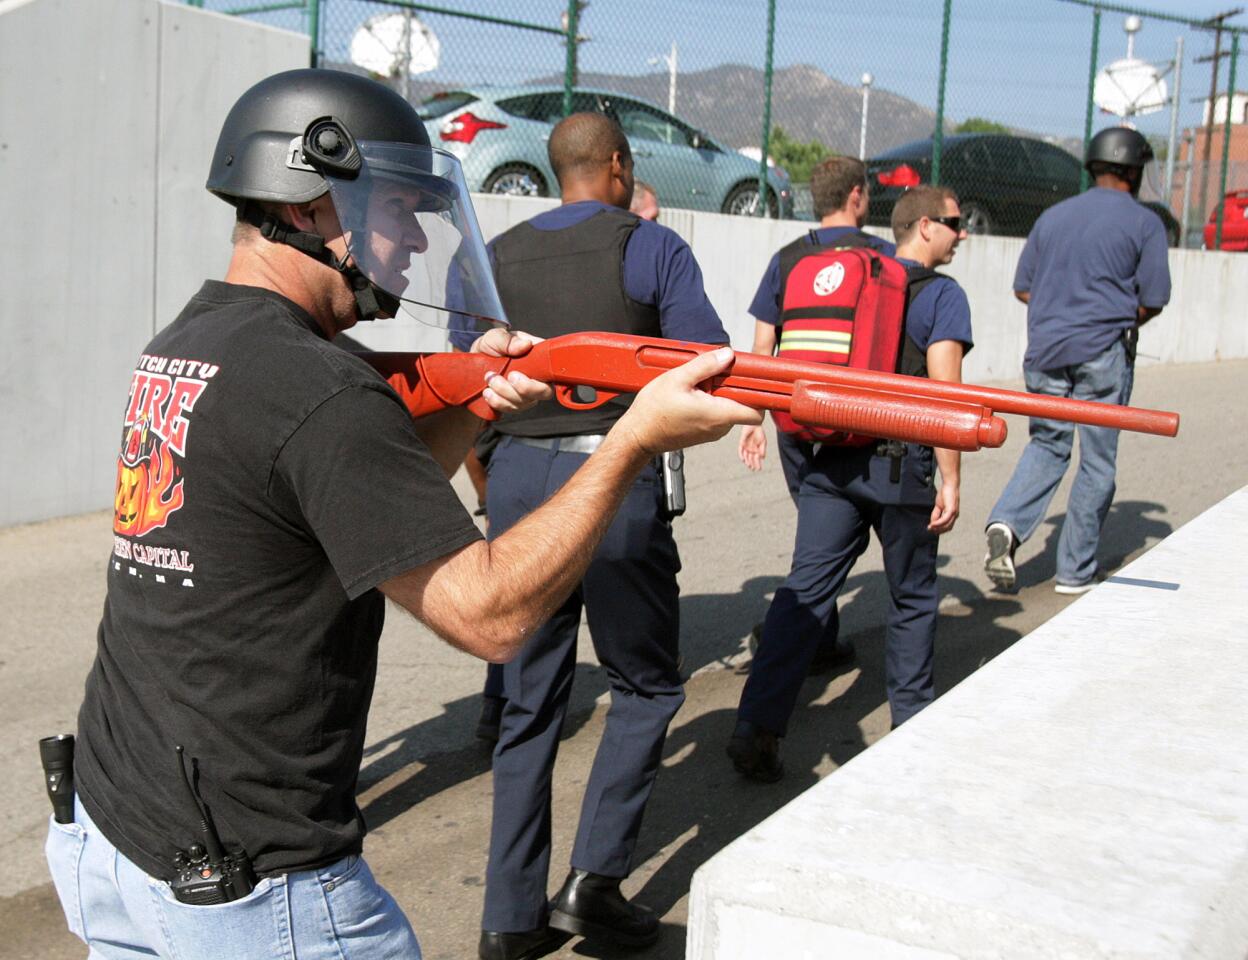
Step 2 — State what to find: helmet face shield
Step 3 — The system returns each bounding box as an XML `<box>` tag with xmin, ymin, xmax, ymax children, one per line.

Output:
<box><xmin>323</xmin><ymin>141</ymin><xmax>506</xmax><ymax>339</ymax></box>
<box><xmin>1137</xmin><ymin>156</ymin><xmax>1162</xmax><ymax>201</ymax></box>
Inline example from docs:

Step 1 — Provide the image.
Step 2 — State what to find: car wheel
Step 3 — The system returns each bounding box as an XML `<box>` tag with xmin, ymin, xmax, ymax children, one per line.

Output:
<box><xmin>961</xmin><ymin>201</ymin><xmax>993</xmax><ymax>235</ymax></box>
<box><xmin>723</xmin><ymin>181</ymin><xmax>779</xmax><ymax>218</ymax></box>
<box><xmin>483</xmin><ymin>164</ymin><xmax>548</xmax><ymax>197</ymax></box>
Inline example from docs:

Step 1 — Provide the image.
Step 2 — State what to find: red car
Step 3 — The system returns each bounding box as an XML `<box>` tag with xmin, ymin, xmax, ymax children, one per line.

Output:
<box><xmin>1203</xmin><ymin>190</ymin><xmax>1248</xmax><ymax>251</ymax></box>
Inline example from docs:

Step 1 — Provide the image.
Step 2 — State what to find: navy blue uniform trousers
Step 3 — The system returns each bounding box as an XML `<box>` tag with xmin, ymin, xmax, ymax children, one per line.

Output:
<box><xmin>738</xmin><ymin>444</ymin><xmax>940</xmax><ymax>732</ymax></box>
<box><xmin>776</xmin><ymin>430</ymin><xmax>840</xmax><ymax>646</ymax></box>
<box><xmin>482</xmin><ymin>437</ymin><xmax>684</xmax><ymax>932</ymax></box>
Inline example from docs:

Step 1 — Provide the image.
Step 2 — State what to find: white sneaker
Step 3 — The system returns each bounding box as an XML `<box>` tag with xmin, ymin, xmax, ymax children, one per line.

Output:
<box><xmin>984</xmin><ymin>522</ymin><xmax>1017</xmax><ymax>588</ymax></box>
<box><xmin>1054</xmin><ymin>580</ymin><xmax>1096</xmax><ymax>596</ymax></box>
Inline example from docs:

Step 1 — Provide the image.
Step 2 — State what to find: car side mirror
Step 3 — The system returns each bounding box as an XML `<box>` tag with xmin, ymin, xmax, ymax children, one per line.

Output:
<box><xmin>690</xmin><ymin>130</ymin><xmax>707</xmax><ymax>150</ymax></box>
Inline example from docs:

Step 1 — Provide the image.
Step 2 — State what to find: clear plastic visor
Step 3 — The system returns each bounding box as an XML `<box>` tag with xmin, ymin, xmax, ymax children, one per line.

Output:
<box><xmin>1137</xmin><ymin>157</ymin><xmax>1162</xmax><ymax>201</ymax></box>
<box><xmin>324</xmin><ymin>141</ymin><xmax>505</xmax><ymax>349</ymax></box>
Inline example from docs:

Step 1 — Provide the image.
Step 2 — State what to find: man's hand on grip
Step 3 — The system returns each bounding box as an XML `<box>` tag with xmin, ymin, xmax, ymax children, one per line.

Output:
<box><xmin>620</xmin><ymin>348</ymin><xmax>762</xmax><ymax>456</ymax></box>
<box><xmin>471</xmin><ymin>328</ymin><xmax>552</xmax><ymax>416</ymax></box>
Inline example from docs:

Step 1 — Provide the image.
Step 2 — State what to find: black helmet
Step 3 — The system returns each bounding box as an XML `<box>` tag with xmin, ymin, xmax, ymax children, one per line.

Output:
<box><xmin>1084</xmin><ymin>127</ymin><xmax>1154</xmax><ymax>172</ymax></box>
<box><xmin>207</xmin><ymin>69</ymin><xmax>505</xmax><ymax>331</ymax></box>
<box><xmin>207</xmin><ymin>69</ymin><xmax>431</xmax><ymax>206</ymax></box>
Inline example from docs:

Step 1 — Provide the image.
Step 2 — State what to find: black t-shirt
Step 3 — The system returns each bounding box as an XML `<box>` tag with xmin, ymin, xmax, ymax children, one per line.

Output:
<box><xmin>76</xmin><ymin>281</ymin><xmax>482</xmax><ymax>880</ymax></box>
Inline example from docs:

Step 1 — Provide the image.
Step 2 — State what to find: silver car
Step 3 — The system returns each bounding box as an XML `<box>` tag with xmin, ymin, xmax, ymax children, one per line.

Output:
<box><xmin>418</xmin><ymin>85</ymin><xmax>793</xmax><ymax>218</ymax></box>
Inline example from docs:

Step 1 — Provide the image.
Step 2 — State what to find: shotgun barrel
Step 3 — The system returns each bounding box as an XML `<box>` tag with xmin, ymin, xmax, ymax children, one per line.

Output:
<box><xmin>362</xmin><ymin>332</ymin><xmax>1179</xmax><ymax>450</ymax></box>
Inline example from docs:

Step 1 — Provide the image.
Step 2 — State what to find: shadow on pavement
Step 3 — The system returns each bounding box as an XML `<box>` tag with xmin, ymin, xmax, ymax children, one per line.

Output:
<box><xmin>1014</xmin><ymin>499</ymin><xmax>1171</xmax><ymax>589</ymax></box>
<box><xmin>597</xmin><ymin>571</ymin><xmax>1026</xmax><ymax>958</ymax></box>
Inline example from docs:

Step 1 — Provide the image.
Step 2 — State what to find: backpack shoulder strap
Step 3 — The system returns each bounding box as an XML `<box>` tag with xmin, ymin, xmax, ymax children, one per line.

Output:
<box><xmin>776</xmin><ymin>232</ymin><xmax>821</xmax><ymax>315</ymax></box>
<box><xmin>898</xmin><ymin>266</ymin><xmax>951</xmax><ymax>377</ymax></box>
<box><xmin>829</xmin><ymin>230</ymin><xmax>880</xmax><ymax>250</ymax></box>
<box><xmin>904</xmin><ymin>265</ymin><xmax>945</xmax><ymax>301</ymax></box>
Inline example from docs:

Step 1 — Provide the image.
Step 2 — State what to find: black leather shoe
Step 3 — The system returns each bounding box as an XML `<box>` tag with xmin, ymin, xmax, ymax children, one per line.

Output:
<box><xmin>477</xmin><ymin>695</ymin><xmax>505</xmax><ymax>744</ymax></box>
<box><xmin>478</xmin><ymin>926</ymin><xmax>569</xmax><ymax>960</ymax></box>
<box><xmin>726</xmin><ymin>720</ymin><xmax>784</xmax><ymax>782</ymax></box>
<box><xmin>549</xmin><ymin>869</ymin><xmax>660</xmax><ymax>947</ymax></box>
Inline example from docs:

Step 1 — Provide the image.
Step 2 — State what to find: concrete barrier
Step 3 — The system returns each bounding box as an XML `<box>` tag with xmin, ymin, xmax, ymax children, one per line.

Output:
<box><xmin>688</xmin><ymin>484</ymin><xmax>1248</xmax><ymax>959</ymax></box>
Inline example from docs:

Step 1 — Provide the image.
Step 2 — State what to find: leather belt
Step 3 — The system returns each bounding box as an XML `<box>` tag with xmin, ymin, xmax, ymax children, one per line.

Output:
<box><xmin>508</xmin><ymin>434</ymin><xmax>608</xmax><ymax>455</ymax></box>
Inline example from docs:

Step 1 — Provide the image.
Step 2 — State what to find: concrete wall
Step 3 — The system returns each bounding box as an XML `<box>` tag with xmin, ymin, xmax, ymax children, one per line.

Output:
<box><xmin>0</xmin><ymin>2</ymin><xmax>1243</xmax><ymax>526</ymax></box>
<box><xmin>468</xmin><ymin>194</ymin><xmax>1248</xmax><ymax>382</ymax></box>
<box><xmin>688</xmin><ymin>485</ymin><xmax>1248</xmax><ymax>959</ymax></box>
<box><xmin>0</xmin><ymin>0</ymin><xmax>307</xmax><ymax>526</ymax></box>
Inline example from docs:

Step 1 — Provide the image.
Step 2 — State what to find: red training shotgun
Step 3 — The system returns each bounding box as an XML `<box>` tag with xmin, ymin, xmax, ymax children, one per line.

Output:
<box><xmin>361</xmin><ymin>332</ymin><xmax>1180</xmax><ymax>453</ymax></box>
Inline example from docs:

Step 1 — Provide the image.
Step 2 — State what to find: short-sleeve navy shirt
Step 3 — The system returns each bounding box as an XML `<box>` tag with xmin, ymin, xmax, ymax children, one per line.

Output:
<box><xmin>895</xmin><ymin>258</ymin><xmax>975</xmax><ymax>354</ymax></box>
<box><xmin>453</xmin><ymin>201</ymin><xmax>725</xmax><ymax>349</ymax></box>
<box><xmin>749</xmin><ymin>227</ymin><xmax>897</xmax><ymax>326</ymax></box>
<box><xmin>1014</xmin><ymin>188</ymin><xmax>1171</xmax><ymax>370</ymax></box>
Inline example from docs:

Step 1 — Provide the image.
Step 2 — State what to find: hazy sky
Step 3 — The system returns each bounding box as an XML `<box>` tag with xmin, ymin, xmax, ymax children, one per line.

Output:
<box><xmin>213</xmin><ymin>0</ymin><xmax>1245</xmax><ymax>142</ymax></box>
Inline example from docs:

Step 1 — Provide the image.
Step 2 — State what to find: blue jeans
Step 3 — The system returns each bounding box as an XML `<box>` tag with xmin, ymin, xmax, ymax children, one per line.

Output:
<box><xmin>988</xmin><ymin>338</ymin><xmax>1134</xmax><ymax>586</ymax></box>
<box><xmin>45</xmin><ymin>797</ymin><xmax>421</xmax><ymax>959</ymax></box>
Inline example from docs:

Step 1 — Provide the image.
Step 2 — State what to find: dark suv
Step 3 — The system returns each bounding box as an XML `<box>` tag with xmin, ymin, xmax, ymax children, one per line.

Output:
<box><xmin>866</xmin><ymin>133</ymin><xmax>1180</xmax><ymax>244</ymax></box>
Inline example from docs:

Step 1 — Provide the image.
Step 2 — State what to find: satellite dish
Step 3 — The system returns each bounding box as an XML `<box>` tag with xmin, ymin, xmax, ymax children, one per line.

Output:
<box><xmin>1094</xmin><ymin>57</ymin><xmax>1168</xmax><ymax>117</ymax></box>
<box><xmin>350</xmin><ymin>12</ymin><xmax>441</xmax><ymax>79</ymax></box>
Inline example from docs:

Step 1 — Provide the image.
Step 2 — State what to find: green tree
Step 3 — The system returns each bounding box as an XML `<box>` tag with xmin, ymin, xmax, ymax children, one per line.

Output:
<box><xmin>769</xmin><ymin>125</ymin><xmax>831</xmax><ymax>183</ymax></box>
<box><xmin>955</xmin><ymin>117</ymin><xmax>1011</xmax><ymax>134</ymax></box>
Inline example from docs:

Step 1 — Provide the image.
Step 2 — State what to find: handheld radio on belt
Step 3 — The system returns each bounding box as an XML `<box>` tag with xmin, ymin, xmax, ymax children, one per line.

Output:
<box><xmin>169</xmin><ymin>745</ymin><xmax>256</xmax><ymax>904</ymax></box>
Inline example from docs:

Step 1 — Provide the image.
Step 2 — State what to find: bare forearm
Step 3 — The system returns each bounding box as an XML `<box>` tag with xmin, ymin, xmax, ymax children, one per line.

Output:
<box><xmin>750</xmin><ymin>320</ymin><xmax>778</xmax><ymax>356</ymax></box>
<box><xmin>384</xmin><ymin>344</ymin><xmax>758</xmax><ymax>662</ymax></box>
<box><xmin>383</xmin><ymin>431</ymin><xmax>650</xmax><ymax>660</ymax></box>
<box><xmin>934</xmin><ymin>447</ymin><xmax>961</xmax><ymax>488</ymax></box>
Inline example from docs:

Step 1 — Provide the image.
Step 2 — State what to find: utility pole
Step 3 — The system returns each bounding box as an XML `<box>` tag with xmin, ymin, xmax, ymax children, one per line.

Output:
<box><xmin>561</xmin><ymin>0</ymin><xmax>589</xmax><ymax>116</ymax></box>
<box><xmin>1194</xmin><ymin>9</ymin><xmax>1243</xmax><ymax>225</ymax></box>
<box><xmin>648</xmin><ymin>42</ymin><xmax>678</xmax><ymax>114</ymax></box>
<box><xmin>1164</xmin><ymin>35</ymin><xmax>1184</xmax><ymax>200</ymax></box>
<box><xmin>859</xmin><ymin>73</ymin><xmax>873</xmax><ymax>161</ymax></box>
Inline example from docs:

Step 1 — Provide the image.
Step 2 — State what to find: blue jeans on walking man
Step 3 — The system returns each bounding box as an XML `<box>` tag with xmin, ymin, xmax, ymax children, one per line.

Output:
<box><xmin>988</xmin><ymin>338</ymin><xmax>1134</xmax><ymax>588</ymax></box>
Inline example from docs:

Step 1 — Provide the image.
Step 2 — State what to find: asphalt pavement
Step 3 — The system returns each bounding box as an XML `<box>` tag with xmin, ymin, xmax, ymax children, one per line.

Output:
<box><xmin>1</xmin><ymin>358</ymin><xmax>1244</xmax><ymax>960</ymax></box>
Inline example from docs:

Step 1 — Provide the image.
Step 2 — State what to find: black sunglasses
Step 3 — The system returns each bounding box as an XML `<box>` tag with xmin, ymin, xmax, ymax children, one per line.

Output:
<box><xmin>929</xmin><ymin>215</ymin><xmax>962</xmax><ymax>233</ymax></box>
<box><xmin>901</xmin><ymin>215</ymin><xmax>963</xmax><ymax>234</ymax></box>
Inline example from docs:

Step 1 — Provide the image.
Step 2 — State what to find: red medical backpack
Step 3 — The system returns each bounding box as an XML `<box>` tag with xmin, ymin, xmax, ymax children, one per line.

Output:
<box><xmin>772</xmin><ymin>231</ymin><xmax>928</xmax><ymax>444</ymax></box>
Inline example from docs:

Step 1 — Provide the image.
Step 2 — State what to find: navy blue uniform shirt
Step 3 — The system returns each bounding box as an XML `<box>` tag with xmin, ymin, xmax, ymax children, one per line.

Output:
<box><xmin>453</xmin><ymin>201</ymin><xmax>725</xmax><ymax>349</ymax></box>
<box><xmin>1014</xmin><ymin>187</ymin><xmax>1170</xmax><ymax>371</ymax></box>
<box><xmin>749</xmin><ymin>227</ymin><xmax>897</xmax><ymax>326</ymax></box>
<box><xmin>896</xmin><ymin>258</ymin><xmax>974</xmax><ymax>354</ymax></box>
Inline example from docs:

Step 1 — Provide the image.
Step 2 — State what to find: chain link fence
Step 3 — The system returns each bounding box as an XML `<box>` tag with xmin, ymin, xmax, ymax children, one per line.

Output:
<box><xmin>188</xmin><ymin>0</ymin><xmax>1245</xmax><ymax>246</ymax></box>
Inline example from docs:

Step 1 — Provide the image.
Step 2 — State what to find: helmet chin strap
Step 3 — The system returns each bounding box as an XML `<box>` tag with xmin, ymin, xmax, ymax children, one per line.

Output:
<box><xmin>240</xmin><ymin>202</ymin><xmax>400</xmax><ymax>323</ymax></box>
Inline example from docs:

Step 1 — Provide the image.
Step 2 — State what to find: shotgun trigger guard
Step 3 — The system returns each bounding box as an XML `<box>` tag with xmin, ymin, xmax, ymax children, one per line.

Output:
<box><xmin>554</xmin><ymin>384</ymin><xmax>619</xmax><ymax>410</ymax></box>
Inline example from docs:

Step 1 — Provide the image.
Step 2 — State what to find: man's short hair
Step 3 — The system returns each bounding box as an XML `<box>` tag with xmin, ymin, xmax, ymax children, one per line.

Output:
<box><xmin>633</xmin><ymin>179</ymin><xmax>657</xmax><ymax>202</ymax></box>
<box><xmin>548</xmin><ymin>112</ymin><xmax>631</xmax><ymax>187</ymax></box>
<box><xmin>891</xmin><ymin>185</ymin><xmax>959</xmax><ymax>242</ymax></box>
<box><xmin>810</xmin><ymin>156</ymin><xmax>867</xmax><ymax>219</ymax></box>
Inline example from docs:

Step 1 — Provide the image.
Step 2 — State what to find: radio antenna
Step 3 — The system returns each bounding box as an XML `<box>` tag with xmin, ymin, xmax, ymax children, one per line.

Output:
<box><xmin>175</xmin><ymin>745</ymin><xmax>226</xmax><ymax>864</ymax></box>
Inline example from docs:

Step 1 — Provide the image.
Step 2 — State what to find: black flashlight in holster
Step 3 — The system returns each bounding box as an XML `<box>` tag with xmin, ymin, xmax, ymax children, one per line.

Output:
<box><xmin>39</xmin><ymin>734</ymin><xmax>76</xmax><ymax>824</ymax></box>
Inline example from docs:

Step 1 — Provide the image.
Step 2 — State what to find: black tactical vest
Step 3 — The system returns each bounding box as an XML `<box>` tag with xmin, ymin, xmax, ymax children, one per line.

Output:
<box><xmin>491</xmin><ymin>207</ymin><xmax>661</xmax><ymax>437</ymax></box>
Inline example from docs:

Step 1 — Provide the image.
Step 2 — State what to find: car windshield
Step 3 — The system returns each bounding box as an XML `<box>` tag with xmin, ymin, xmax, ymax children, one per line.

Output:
<box><xmin>417</xmin><ymin>91</ymin><xmax>477</xmax><ymax>120</ymax></box>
